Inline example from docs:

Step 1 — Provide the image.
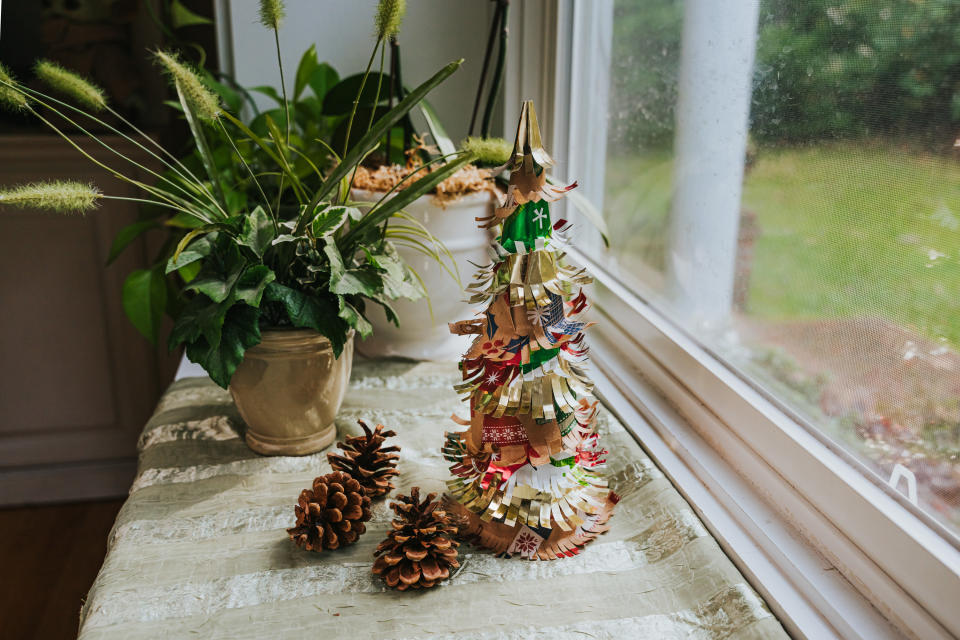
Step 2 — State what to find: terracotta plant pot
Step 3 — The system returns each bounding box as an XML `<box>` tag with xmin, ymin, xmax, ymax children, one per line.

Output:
<box><xmin>352</xmin><ymin>188</ymin><xmax>494</xmax><ymax>360</ymax></box>
<box><xmin>229</xmin><ymin>329</ymin><xmax>354</xmax><ymax>456</ymax></box>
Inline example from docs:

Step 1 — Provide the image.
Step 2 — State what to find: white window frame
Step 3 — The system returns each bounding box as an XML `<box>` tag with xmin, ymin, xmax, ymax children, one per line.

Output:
<box><xmin>510</xmin><ymin>2</ymin><xmax>960</xmax><ymax>638</ymax></box>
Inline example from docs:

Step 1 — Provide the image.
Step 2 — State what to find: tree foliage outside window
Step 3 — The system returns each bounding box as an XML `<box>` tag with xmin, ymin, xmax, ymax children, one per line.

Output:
<box><xmin>609</xmin><ymin>0</ymin><xmax>960</xmax><ymax>147</ymax></box>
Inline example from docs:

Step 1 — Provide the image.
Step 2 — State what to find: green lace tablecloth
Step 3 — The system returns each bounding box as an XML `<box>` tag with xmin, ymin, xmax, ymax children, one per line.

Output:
<box><xmin>78</xmin><ymin>359</ymin><xmax>788</xmax><ymax>639</ymax></box>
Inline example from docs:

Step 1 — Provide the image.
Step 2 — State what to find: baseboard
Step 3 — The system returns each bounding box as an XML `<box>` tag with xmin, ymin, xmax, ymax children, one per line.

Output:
<box><xmin>0</xmin><ymin>459</ymin><xmax>136</xmax><ymax>506</ymax></box>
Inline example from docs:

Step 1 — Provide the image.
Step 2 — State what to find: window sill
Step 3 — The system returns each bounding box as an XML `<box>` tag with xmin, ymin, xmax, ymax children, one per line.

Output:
<box><xmin>578</xmin><ymin>249</ymin><xmax>960</xmax><ymax>640</ymax></box>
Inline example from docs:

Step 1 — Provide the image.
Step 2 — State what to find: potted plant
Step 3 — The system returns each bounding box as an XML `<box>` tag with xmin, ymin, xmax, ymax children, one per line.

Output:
<box><xmin>314</xmin><ymin>2</ymin><xmax>513</xmax><ymax>361</ymax></box>
<box><xmin>0</xmin><ymin>0</ymin><xmax>472</xmax><ymax>455</ymax></box>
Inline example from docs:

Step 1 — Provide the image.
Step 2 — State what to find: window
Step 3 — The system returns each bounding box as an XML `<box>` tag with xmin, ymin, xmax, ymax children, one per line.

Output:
<box><xmin>550</xmin><ymin>0</ymin><xmax>960</xmax><ymax>636</ymax></box>
<box><xmin>600</xmin><ymin>0</ymin><xmax>960</xmax><ymax>541</ymax></box>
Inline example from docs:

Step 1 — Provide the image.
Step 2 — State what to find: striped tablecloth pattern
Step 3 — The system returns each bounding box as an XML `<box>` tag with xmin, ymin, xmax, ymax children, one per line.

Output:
<box><xmin>78</xmin><ymin>358</ymin><xmax>787</xmax><ymax>639</ymax></box>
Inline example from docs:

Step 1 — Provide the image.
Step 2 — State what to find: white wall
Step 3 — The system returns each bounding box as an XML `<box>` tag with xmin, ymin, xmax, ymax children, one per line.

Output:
<box><xmin>221</xmin><ymin>0</ymin><xmax>498</xmax><ymax>142</ymax></box>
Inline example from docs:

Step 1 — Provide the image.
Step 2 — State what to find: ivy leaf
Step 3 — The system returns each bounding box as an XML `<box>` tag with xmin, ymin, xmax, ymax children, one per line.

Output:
<box><xmin>177</xmin><ymin>260</ymin><xmax>202</xmax><ymax>283</ymax></box>
<box><xmin>310</xmin><ymin>205</ymin><xmax>349</xmax><ymax>238</ymax></box>
<box><xmin>169</xmin><ymin>292</ymin><xmax>227</xmax><ymax>351</ymax></box>
<box><xmin>184</xmin><ymin>241</ymin><xmax>244</xmax><ymax>303</ymax></box>
<box><xmin>263</xmin><ymin>282</ymin><xmax>348</xmax><ymax>357</ymax></box>
<box><xmin>369</xmin><ymin>294</ymin><xmax>400</xmax><ymax>326</ymax></box>
<box><xmin>323</xmin><ymin>241</ymin><xmax>383</xmax><ymax>296</ymax></box>
<box><xmin>122</xmin><ymin>267</ymin><xmax>167</xmax><ymax>345</ymax></box>
<box><xmin>233</xmin><ymin>265</ymin><xmax>276</xmax><ymax>307</ymax></box>
<box><xmin>368</xmin><ymin>245</ymin><xmax>423</xmax><ymax>300</ymax></box>
<box><xmin>186</xmin><ymin>304</ymin><xmax>262</xmax><ymax>389</ymax></box>
<box><xmin>336</xmin><ymin>296</ymin><xmax>373</xmax><ymax>338</ymax></box>
<box><xmin>238</xmin><ymin>206</ymin><xmax>275</xmax><ymax>258</ymax></box>
<box><xmin>166</xmin><ymin>234</ymin><xmax>213</xmax><ymax>274</ymax></box>
<box><xmin>271</xmin><ymin>234</ymin><xmax>299</xmax><ymax>246</ymax></box>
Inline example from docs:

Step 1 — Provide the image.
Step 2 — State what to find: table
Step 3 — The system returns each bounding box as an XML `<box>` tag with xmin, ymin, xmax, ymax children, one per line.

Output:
<box><xmin>78</xmin><ymin>358</ymin><xmax>788</xmax><ymax>639</ymax></box>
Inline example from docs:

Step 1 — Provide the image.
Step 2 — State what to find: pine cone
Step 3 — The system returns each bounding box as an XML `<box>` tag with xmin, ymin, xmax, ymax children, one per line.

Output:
<box><xmin>287</xmin><ymin>471</ymin><xmax>372</xmax><ymax>552</ymax></box>
<box><xmin>372</xmin><ymin>487</ymin><xmax>460</xmax><ymax>590</ymax></box>
<box><xmin>327</xmin><ymin>421</ymin><xmax>400</xmax><ymax>498</ymax></box>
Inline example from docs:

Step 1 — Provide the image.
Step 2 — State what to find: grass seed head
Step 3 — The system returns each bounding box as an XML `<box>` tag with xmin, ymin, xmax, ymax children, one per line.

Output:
<box><xmin>34</xmin><ymin>60</ymin><xmax>107</xmax><ymax>111</ymax></box>
<box><xmin>460</xmin><ymin>136</ymin><xmax>512</xmax><ymax>167</ymax></box>
<box><xmin>258</xmin><ymin>0</ymin><xmax>286</xmax><ymax>30</ymax></box>
<box><xmin>0</xmin><ymin>62</ymin><xmax>29</xmax><ymax>112</ymax></box>
<box><xmin>375</xmin><ymin>0</ymin><xmax>406</xmax><ymax>40</ymax></box>
<box><xmin>0</xmin><ymin>181</ymin><xmax>102</xmax><ymax>214</ymax></box>
<box><xmin>154</xmin><ymin>50</ymin><xmax>222</xmax><ymax>121</ymax></box>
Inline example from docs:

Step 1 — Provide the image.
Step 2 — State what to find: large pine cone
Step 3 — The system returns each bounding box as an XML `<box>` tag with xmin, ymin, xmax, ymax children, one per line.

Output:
<box><xmin>372</xmin><ymin>487</ymin><xmax>460</xmax><ymax>590</ymax></box>
<box><xmin>287</xmin><ymin>471</ymin><xmax>372</xmax><ymax>552</ymax></box>
<box><xmin>327</xmin><ymin>421</ymin><xmax>400</xmax><ymax>498</ymax></box>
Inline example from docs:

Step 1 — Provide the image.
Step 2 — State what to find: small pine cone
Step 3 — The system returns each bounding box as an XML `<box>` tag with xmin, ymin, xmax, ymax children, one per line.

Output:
<box><xmin>287</xmin><ymin>471</ymin><xmax>372</xmax><ymax>552</ymax></box>
<box><xmin>372</xmin><ymin>487</ymin><xmax>460</xmax><ymax>590</ymax></box>
<box><xmin>328</xmin><ymin>420</ymin><xmax>400</xmax><ymax>498</ymax></box>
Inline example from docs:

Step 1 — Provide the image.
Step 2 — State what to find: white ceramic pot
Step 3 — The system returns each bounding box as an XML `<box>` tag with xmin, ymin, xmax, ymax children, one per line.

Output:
<box><xmin>352</xmin><ymin>188</ymin><xmax>494</xmax><ymax>361</ymax></box>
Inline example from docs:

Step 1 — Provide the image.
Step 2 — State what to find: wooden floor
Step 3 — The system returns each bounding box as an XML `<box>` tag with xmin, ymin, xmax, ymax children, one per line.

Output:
<box><xmin>0</xmin><ymin>499</ymin><xmax>124</xmax><ymax>639</ymax></box>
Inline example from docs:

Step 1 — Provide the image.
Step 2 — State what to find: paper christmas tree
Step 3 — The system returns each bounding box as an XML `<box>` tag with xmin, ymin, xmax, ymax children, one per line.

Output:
<box><xmin>443</xmin><ymin>101</ymin><xmax>619</xmax><ymax>560</ymax></box>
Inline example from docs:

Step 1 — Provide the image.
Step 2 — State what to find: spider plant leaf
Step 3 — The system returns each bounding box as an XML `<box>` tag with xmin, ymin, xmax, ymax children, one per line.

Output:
<box><xmin>176</xmin><ymin>84</ymin><xmax>226</xmax><ymax>209</ymax></box>
<box><xmin>341</xmin><ymin>152</ymin><xmax>473</xmax><ymax>247</ymax></box>
<box><xmin>309</xmin><ymin>59</ymin><xmax>463</xmax><ymax>210</ymax></box>
<box><xmin>419</xmin><ymin>99</ymin><xmax>455</xmax><ymax>157</ymax></box>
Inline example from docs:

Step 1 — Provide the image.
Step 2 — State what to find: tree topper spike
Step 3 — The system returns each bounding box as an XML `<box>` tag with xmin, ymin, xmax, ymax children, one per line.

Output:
<box><xmin>507</xmin><ymin>100</ymin><xmax>554</xmax><ymax>173</ymax></box>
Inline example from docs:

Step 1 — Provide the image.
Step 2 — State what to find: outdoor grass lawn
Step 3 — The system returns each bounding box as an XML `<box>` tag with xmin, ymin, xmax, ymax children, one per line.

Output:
<box><xmin>604</xmin><ymin>143</ymin><xmax>960</xmax><ymax>346</ymax></box>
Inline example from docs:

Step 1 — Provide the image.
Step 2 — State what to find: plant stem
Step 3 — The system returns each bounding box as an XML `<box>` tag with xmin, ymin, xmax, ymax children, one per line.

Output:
<box><xmin>3</xmin><ymin>80</ymin><xmax>223</xmax><ymax>217</ymax></box>
<box><xmin>218</xmin><ymin>119</ymin><xmax>276</xmax><ymax>229</ymax></box>
<box><xmin>481</xmin><ymin>0</ymin><xmax>509</xmax><ymax>139</ymax></box>
<box><xmin>273</xmin><ymin>28</ymin><xmax>290</xmax><ymax>146</ymax></box>
<box><xmin>390</xmin><ymin>42</ymin><xmax>410</xmax><ymax>154</ymax></box>
<box><xmin>106</xmin><ymin>105</ymin><xmax>224</xmax><ymax>213</ymax></box>
<box><xmin>175</xmin><ymin>85</ymin><xmax>228</xmax><ymax>214</ymax></box>
<box><xmin>30</xmin><ymin>109</ymin><xmax>214</xmax><ymax>223</ymax></box>
<box><xmin>387</xmin><ymin>40</ymin><xmax>397</xmax><ymax>159</ymax></box>
<box><xmin>350</xmin><ymin>43</ymin><xmax>388</xmax><ymax>194</ymax></box>
<box><xmin>102</xmin><ymin>194</ymin><xmax>194</xmax><ymax>214</ymax></box>
<box><xmin>470</xmin><ymin>0</ymin><xmax>504</xmax><ymax>136</ymax></box>
<box><xmin>342</xmin><ymin>40</ymin><xmax>381</xmax><ymax>159</ymax></box>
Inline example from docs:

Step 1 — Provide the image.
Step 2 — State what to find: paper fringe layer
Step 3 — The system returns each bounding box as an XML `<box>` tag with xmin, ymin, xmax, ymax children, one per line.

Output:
<box><xmin>442</xmin><ymin>99</ymin><xmax>616</xmax><ymax>560</ymax></box>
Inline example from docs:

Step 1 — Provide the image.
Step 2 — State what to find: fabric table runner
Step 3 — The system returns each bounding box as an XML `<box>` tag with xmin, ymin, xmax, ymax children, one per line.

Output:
<box><xmin>78</xmin><ymin>358</ymin><xmax>788</xmax><ymax>639</ymax></box>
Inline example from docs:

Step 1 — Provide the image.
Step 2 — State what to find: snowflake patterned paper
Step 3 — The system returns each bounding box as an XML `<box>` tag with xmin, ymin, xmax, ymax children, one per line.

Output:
<box><xmin>442</xmin><ymin>101</ymin><xmax>619</xmax><ymax>560</ymax></box>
